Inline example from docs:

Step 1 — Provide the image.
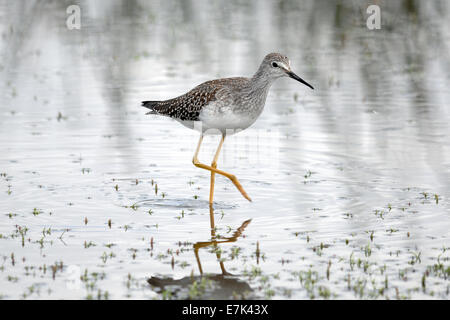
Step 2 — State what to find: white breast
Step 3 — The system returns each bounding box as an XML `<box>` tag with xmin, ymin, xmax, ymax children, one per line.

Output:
<box><xmin>197</xmin><ymin>102</ymin><xmax>257</xmax><ymax>135</ymax></box>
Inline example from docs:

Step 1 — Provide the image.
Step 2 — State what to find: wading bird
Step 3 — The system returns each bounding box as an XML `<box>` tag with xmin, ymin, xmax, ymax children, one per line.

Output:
<box><xmin>142</xmin><ymin>53</ymin><xmax>313</xmax><ymax>204</ymax></box>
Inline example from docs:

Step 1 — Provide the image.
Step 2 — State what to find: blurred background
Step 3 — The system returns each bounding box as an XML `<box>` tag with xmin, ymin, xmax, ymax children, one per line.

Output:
<box><xmin>1</xmin><ymin>0</ymin><xmax>449</xmax><ymax>179</ymax></box>
<box><xmin>0</xmin><ymin>0</ymin><xmax>449</xmax><ymax>300</ymax></box>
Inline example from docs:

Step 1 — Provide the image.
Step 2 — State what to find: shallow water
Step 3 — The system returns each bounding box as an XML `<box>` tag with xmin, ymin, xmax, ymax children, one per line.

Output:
<box><xmin>0</xmin><ymin>0</ymin><xmax>449</xmax><ymax>299</ymax></box>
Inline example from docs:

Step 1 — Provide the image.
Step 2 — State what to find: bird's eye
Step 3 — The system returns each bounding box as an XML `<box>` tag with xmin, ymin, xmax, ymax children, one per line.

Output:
<box><xmin>271</xmin><ymin>62</ymin><xmax>278</xmax><ymax>68</ymax></box>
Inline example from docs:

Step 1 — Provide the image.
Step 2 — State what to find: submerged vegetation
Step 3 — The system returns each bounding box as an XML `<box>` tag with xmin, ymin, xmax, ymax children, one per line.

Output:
<box><xmin>0</xmin><ymin>177</ymin><xmax>448</xmax><ymax>299</ymax></box>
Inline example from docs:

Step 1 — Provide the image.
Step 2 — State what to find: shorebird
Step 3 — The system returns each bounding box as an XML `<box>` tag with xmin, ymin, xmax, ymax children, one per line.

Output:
<box><xmin>142</xmin><ymin>53</ymin><xmax>313</xmax><ymax>204</ymax></box>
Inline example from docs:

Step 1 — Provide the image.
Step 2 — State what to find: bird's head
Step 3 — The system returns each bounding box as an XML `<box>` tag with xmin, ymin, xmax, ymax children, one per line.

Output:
<box><xmin>259</xmin><ymin>53</ymin><xmax>314</xmax><ymax>90</ymax></box>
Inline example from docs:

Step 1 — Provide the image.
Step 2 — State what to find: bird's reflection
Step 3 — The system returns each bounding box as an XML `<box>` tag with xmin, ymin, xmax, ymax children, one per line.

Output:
<box><xmin>148</xmin><ymin>205</ymin><xmax>253</xmax><ymax>299</ymax></box>
<box><xmin>194</xmin><ymin>205</ymin><xmax>251</xmax><ymax>276</ymax></box>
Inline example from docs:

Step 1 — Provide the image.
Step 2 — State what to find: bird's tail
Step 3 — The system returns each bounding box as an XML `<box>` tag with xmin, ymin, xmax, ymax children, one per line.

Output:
<box><xmin>141</xmin><ymin>101</ymin><xmax>160</xmax><ymax>114</ymax></box>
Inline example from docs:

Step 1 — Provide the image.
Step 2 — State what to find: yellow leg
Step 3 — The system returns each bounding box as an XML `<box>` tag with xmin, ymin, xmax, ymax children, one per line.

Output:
<box><xmin>209</xmin><ymin>134</ymin><xmax>225</xmax><ymax>204</ymax></box>
<box><xmin>193</xmin><ymin>134</ymin><xmax>251</xmax><ymax>203</ymax></box>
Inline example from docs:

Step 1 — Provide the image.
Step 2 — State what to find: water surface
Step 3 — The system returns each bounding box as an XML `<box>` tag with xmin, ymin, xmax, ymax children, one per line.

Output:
<box><xmin>0</xmin><ymin>0</ymin><xmax>449</xmax><ymax>299</ymax></box>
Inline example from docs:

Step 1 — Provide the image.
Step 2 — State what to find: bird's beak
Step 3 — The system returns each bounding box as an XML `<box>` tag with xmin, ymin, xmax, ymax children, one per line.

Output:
<box><xmin>286</xmin><ymin>71</ymin><xmax>314</xmax><ymax>90</ymax></box>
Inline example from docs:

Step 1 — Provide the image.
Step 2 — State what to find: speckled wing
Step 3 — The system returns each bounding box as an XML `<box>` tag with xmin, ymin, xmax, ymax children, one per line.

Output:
<box><xmin>142</xmin><ymin>77</ymin><xmax>246</xmax><ymax>121</ymax></box>
<box><xmin>141</xmin><ymin>81</ymin><xmax>220</xmax><ymax>121</ymax></box>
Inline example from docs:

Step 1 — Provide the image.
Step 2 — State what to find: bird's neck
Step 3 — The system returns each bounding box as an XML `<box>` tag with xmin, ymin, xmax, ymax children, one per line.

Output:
<box><xmin>247</xmin><ymin>69</ymin><xmax>276</xmax><ymax>100</ymax></box>
<box><xmin>251</xmin><ymin>68</ymin><xmax>276</xmax><ymax>90</ymax></box>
